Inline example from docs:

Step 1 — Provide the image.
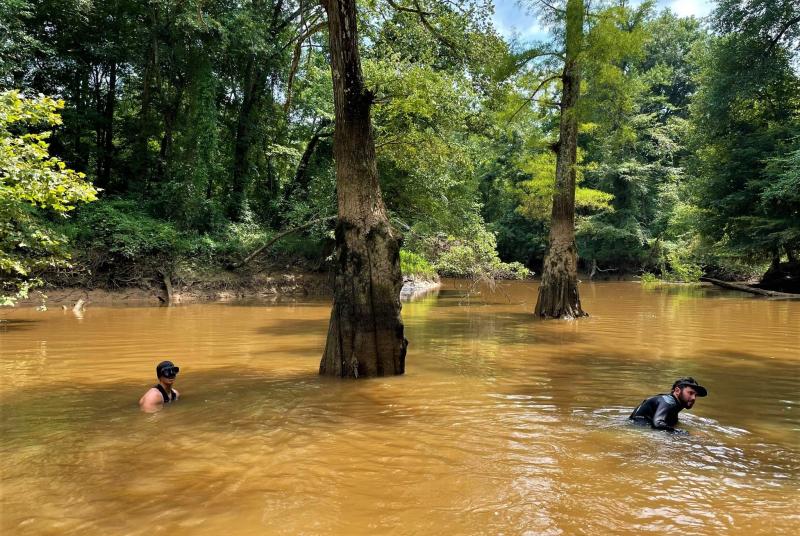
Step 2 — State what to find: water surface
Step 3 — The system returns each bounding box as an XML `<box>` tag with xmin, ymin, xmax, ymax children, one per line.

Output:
<box><xmin>1</xmin><ymin>281</ymin><xmax>798</xmax><ymax>535</ymax></box>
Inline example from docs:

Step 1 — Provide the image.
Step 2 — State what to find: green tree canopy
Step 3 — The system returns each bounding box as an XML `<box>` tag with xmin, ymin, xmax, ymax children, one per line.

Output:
<box><xmin>1</xmin><ymin>90</ymin><xmax>97</xmax><ymax>304</ymax></box>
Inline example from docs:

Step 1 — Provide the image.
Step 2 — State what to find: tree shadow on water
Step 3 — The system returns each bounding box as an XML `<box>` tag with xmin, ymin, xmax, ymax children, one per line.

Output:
<box><xmin>252</xmin><ymin>317</ymin><xmax>329</xmax><ymax>336</ymax></box>
<box><xmin>0</xmin><ymin>318</ymin><xmax>40</xmax><ymax>332</ymax></box>
<box><xmin>410</xmin><ymin>310</ymin><xmax>587</xmax><ymax>348</ymax></box>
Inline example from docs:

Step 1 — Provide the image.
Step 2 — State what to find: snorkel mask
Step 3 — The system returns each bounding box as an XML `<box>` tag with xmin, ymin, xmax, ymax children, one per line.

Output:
<box><xmin>156</xmin><ymin>360</ymin><xmax>180</xmax><ymax>379</ymax></box>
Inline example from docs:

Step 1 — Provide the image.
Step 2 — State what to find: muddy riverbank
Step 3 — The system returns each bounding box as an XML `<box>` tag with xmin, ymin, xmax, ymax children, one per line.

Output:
<box><xmin>12</xmin><ymin>272</ymin><xmax>441</xmax><ymax>308</ymax></box>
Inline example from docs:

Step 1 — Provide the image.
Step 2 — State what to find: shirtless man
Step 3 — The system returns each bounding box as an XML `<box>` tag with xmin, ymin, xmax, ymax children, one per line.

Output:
<box><xmin>629</xmin><ymin>377</ymin><xmax>707</xmax><ymax>432</ymax></box>
<box><xmin>139</xmin><ymin>360</ymin><xmax>180</xmax><ymax>412</ymax></box>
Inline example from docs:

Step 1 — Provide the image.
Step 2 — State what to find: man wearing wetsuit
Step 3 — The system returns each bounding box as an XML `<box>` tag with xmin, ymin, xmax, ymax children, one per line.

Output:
<box><xmin>629</xmin><ymin>377</ymin><xmax>707</xmax><ymax>431</ymax></box>
<box><xmin>139</xmin><ymin>360</ymin><xmax>180</xmax><ymax>413</ymax></box>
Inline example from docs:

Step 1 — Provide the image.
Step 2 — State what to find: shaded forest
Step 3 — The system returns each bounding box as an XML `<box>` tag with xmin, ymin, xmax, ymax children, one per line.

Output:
<box><xmin>2</xmin><ymin>0</ymin><xmax>799</xmax><ymax>306</ymax></box>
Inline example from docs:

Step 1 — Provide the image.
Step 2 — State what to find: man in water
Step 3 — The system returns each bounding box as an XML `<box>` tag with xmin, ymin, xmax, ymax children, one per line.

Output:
<box><xmin>629</xmin><ymin>377</ymin><xmax>707</xmax><ymax>432</ymax></box>
<box><xmin>139</xmin><ymin>360</ymin><xmax>180</xmax><ymax>413</ymax></box>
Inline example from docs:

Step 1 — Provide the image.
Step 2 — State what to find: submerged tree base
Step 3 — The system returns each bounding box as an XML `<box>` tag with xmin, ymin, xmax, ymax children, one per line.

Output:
<box><xmin>535</xmin><ymin>278</ymin><xmax>587</xmax><ymax>319</ymax></box>
<box><xmin>319</xmin><ymin>220</ymin><xmax>407</xmax><ymax>378</ymax></box>
<box><xmin>535</xmin><ymin>241</ymin><xmax>587</xmax><ymax>319</ymax></box>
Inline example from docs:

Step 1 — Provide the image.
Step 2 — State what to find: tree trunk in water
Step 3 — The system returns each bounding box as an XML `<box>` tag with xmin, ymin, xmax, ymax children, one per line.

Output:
<box><xmin>535</xmin><ymin>0</ymin><xmax>587</xmax><ymax>319</ymax></box>
<box><xmin>319</xmin><ymin>0</ymin><xmax>407</xmax><ymax>378</ymax></box>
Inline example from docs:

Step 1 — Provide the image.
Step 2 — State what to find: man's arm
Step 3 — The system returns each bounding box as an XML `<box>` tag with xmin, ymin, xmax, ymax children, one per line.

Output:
<box><xmin>651</xmin><ymin>397</ymin><xmax>676</xmax><ymax>431</ymax></box>
<box><xmin>139</xmin><ymin>389</ymin><xmax>164</xmax><ymax>413</ymax></box>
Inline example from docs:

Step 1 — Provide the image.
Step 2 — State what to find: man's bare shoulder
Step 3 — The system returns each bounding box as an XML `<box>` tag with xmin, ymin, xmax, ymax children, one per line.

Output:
<box><xmin>139</xmin><ymin>387</ymin><xmax>163</xmax><ymax>412</ymax></box>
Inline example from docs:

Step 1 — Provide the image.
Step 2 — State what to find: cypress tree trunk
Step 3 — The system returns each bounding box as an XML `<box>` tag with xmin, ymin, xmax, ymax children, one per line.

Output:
<box><xmin>318</xmin><ymin>0</ymin><xmax>407</xmax><ymax>377</ymax></box>
<box><xmin>535</xmin><ymin>0</ymin><xmax>587</xmax><ymax>319</ymax></box>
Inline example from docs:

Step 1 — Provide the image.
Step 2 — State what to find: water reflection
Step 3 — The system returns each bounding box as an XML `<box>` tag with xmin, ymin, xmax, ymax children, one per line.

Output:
<box><xmin>1</xmin><ymin>281</ymin><xmax>798</xmax><ymax>534</ymax></box>
<box><xmin>400</xmin><ymin>283</ymin><xmax>440</xmax><ymax>302</ymax></box>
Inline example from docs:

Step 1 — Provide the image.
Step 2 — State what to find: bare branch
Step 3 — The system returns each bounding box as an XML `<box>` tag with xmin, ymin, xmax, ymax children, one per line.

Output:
<box><xmin>766</xmin><ymin>15</ymin><xmax>800</xmax><ymax>54</ymax></box>
<box><xmin>506</xmin><ymin>73</ymin><xmax>561</xmax><ymax>124</ymax></box>
<box><xmin>496</xmin><ymin>48</ymin><xmax>564</xmax><ymax>81</ymax></box>
<box><xmin>375</xmin><ymin>135</ymin><xmax>411</xmax><ymax>149</ymax></box>
<box><xmin>281</xmin><ymin>19</ymin><xmax>326</xmax><ymax>53</ymax></box>
<box><xmin>539</xmin><ymin>0</ymin><xmax>566</xmax><ymax>16</ymax></box>
<box><xmin>283</xmin><ymin>20</ymin><xmax>327</xmax><ymax>112</ymax></box>
<box><xmin>516</xmin><ymin>50</ymin><xmax>565</xmax><ymax>66</ymax></box>
<box><xmin>285</xmin><ymin>118</ymin><xmax>333</xmax><ymax>194</ymax></box>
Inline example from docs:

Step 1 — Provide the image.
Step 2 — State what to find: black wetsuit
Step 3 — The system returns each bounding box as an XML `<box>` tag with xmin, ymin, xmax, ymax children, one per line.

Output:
<box><xmin>629</xmin><ymin>393</ymin><xmax>681</xmax><ymax>431</ymax></box>
<box><xmin>155</xmin><ymin>384</ymin><xmax>177</xmax><ymax>403</ymax></box>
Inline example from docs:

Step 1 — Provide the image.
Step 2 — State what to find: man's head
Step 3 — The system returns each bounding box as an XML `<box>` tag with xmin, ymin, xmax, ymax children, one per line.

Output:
<box><xmin>156</xmin><ymin>360</ymin><xmax>179</xmax><ymax>385</ymax></box>
<box><xmin>671</xmin><ymin>377</ymin><xmax>707</xmax><ymax>409</ymax></box>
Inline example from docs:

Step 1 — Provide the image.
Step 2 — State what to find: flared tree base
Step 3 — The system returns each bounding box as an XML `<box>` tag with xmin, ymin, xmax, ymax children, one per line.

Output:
<box><xmin>535</xmin><ymin>240</ymin><xmax>587</xmax><ymax>319</ymax></box>
<box><xmin>319</xmin><ymin>220</ymin><xmax>407</xmax><ymax>378</ymax></box>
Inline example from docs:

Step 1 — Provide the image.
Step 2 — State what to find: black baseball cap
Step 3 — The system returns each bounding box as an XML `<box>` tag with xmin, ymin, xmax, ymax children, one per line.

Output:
<box><xmin>156</xmin><ymin>360</ymin><xmax>179</xmax><ymax>378</ymax></box>
<box><xmin>672</xmin><ymin>377</ymin><xmax>707</xmax><ymax>397</ymax></box>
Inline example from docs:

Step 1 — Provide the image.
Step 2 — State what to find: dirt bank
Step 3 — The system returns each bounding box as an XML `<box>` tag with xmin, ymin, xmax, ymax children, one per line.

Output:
<box><xmin>13</xmin><ymin>272</ymin><xmax>441</xmax><ymax>309</ymax></box>
<box><xmin>15</xmin><ymin>272</ymin><xmax>332</xmax><ymax>308</ymax></box>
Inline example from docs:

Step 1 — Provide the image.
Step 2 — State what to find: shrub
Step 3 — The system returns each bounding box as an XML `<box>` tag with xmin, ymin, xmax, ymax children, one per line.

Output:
<box><xmin>432</xmin><ymin>225</ymin><xmax>532</xmax><ymax>280</ymax></box>
<box><xmin>60</xmin><ymin>199</ymin><xmax>199</xmax><ymax>286</ymax></box>
<box><xmin>640</xmin><ymin>272</ymin><xmax>659</xmax><ymax>284</ymax></box>
<box><xmin>400</xmin><ymin>250</ymin><xmax>437</xmax><ymax>279</ymax></box>
<box><xmin>663</xmin><ymin>251</ymin><xmax>703</xmax><ymax>282</ymax></box>
<box><xmin>69</xmin><ymin>199</ymin><xmax>189</xmax><ymax>261</ymax></box>
<box><xmin>215</xmin><ymin>221</ymin><xmax>271</xmax><ymax>260</ymax></box>
<box><xmin>434</xmin><ymin>244</ymin><xmax>477</xmax><ymax>277</ymax></box>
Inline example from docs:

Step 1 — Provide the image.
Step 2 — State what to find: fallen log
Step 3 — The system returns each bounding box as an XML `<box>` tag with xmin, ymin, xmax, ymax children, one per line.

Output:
<box><xmin>229</xmin><ymin>215</ymin><xmax>336</xmax><ymax>270</ymax></box>
<box><xmin>589</xmin><ymin>259</ymin><xmax>617</xmax><ymax>281</ymax></box>
<box><xmin>700</xmin><ymin>277</ymin><xmax>800</xmax><ymax>299</ymax></box>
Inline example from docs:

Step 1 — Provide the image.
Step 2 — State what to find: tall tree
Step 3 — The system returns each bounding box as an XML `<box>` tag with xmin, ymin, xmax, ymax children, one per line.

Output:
<box><xmin>688</xmin><ymin>0</ymin><xmax>800</xmax><ymax>268</ymax></box>
<box><xmin>576</xmin><ymin>7</ymin><xmax>700</xmax><ymax>275</ymax></box>
<box><xmin>535</xmin><ymin>0</ymin><xmax>587</xmax><ymax>318</ymax></box>
<box><xmin>318</xmin><ymin>0</ymin><xmax>407</xmax><ymax>377</ymax></box>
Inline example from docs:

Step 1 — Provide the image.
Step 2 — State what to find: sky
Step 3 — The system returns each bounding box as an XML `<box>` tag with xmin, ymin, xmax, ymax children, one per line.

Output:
<box><xmin>492</xmin><ymin>0</ymin><xmax>715</xmax><ymax>42</ymax></box>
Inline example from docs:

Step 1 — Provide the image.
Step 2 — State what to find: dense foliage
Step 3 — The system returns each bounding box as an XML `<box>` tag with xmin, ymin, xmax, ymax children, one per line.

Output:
<box><xmin>688</xmin><ymin>0</ymin><xmax>800</xmax><ymax>272</ymax></box>
<box><xmin>1</xmin><ymin>0</ymin><xmax>798</xmax><ymax>301</ymax></box>
<box><xmin>0</xmin><ymin>91</ymin><xmax>96</xmax><ymax>304</ymax></box>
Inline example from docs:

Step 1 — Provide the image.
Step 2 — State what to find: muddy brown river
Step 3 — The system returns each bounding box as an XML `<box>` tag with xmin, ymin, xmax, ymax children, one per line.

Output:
<box><xmin>1</xmin><ymin>281</ymin><xmax>798</xmax><ymax>535</ymax></box>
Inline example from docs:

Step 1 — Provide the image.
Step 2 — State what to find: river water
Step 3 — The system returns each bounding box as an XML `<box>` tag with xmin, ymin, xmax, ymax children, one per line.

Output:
<box><xmin>1</xmin><ymin>281</ymin><xmax>798</xmax><ymax>535</ymax></box>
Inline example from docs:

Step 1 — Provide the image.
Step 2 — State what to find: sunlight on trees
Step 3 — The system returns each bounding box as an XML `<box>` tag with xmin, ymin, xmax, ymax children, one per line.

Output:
<box><xmin>1</xmin><ymin>91</ymin><xmax>97</xmax><ymax>304</ymax></box>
